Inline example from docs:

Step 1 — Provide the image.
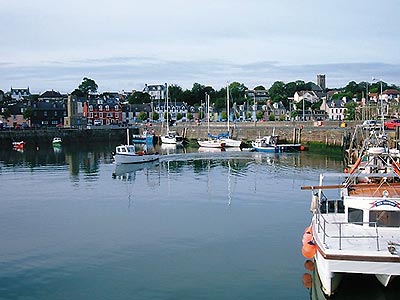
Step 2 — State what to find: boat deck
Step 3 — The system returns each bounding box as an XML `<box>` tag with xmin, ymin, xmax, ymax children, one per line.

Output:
<box><xmin>349</xmin><ymin>183</ymin><xmax>400</xmax><ymax>198</ymax></box>
<box><xmin>313</xmin><ymin>213</ymin><xmax>399</xmax><ymax>258</ymax></box>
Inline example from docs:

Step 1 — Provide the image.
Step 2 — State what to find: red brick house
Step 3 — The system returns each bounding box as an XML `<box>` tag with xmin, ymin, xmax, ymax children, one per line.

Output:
<box><xmin>83</xmin><ymin>98</ymin><xmax>122</xmax><ymax>126</ymax></box>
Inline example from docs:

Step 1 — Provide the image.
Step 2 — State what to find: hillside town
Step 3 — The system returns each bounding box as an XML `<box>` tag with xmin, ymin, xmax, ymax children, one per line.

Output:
<box><xmin>1</xmin><ymin>74</ymin><xmax>399</xmax><ymax>130</ymax></box>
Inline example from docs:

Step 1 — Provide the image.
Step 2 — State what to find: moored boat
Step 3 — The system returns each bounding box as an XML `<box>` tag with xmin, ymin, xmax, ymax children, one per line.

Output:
<box><xmin>252</xmin><ymin>135</ymin><xmax>302</xmax><ymax>152</ymax></box>
<box><xmin>12</xmin><ymin>141</ymin><xmax>25</xmax><ymax>150</ymax></box>
<box><xmin>114</xmin><ymin>144</ymin><xmax>159</xmax><ymax>165</ymax></box>
<box><xmin>52</xmin><ymin>137</ymin><xmax>62</xmax><ymax>145</ymax></box>
<box><xmin>301</xmin><ymin>130</ymin><xmax>400</xmax><ymax>296</ymax></box>
<box><xmin>113</xmin><ymin>128</ymin><xmax>159</xmax><ymax>165</ymax></box>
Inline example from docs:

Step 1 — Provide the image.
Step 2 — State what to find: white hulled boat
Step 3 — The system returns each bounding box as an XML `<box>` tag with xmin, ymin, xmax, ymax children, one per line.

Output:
<box><xmin>197</xmin><ymin>93</ymin><xmax>225</xmax><ymax>149</ymax></box>
<box><xmin>301</xmin><ymin>128</ymin><xmax>400</xmax><ymax>296</ymax></box>
<box><xmin>218</xmin><ymin>82</ymin><xmax>242</xmax><ymax>147</ymax></box>
<box><xmin>161</xmin><ymin>83</ymin><xmax>183</xmax><ymax>145</ymax></box>
<box><xmin>114</xmin><ymin>129</ymin><xmax>159</xmax><ymax>165</ymax></box>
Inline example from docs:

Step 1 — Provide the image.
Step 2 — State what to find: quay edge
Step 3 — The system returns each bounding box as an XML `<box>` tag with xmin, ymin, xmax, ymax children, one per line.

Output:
<box><xmin>0</xmin><ymin>121</ymin><xmax>363</xmax><ymax>149</ymax></box>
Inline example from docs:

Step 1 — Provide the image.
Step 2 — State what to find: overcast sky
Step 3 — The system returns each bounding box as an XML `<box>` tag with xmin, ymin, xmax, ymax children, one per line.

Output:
<box><xmin>1</xmin><ymin>0</ymin><xmax>399</xmax><ymax>93</ymax></box>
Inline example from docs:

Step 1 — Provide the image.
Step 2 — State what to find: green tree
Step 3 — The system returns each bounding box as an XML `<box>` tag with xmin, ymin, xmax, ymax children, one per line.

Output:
<box><xmin>187</xmin><ymin>113</ymin><xmax>193</xmax><ymax>121</ymax></box>
<box><xmin>23</xmin><ymin>107</ymin><xmax>33</xmax><ymax>121</ymax></box>
<box><xmin>269</xmin><ymin>113</ymin><xmax>276</xmax><ymax>121</ymax></box>
<box><xmin>268</xmin><ymin>81</ymin><xmax>286</xmax><ymax>103</ymax></box>
<box><xmin>254</xmin><ymin>85</ymin><xmax>266</xmax><ymax>90</ymax></box>
<box><xmin>176</xmin><ymin>113</ymin><xmax>183</xmax><ymax>121</ymax></box>
<box><xmin>151</xmin><ymin>112</ymin><xmax>159</xmax><ymax>121</ymax></box>
<box><xmin>221</xmin><ymin>111</ymin><xmax>227</xmax><ymax>121</ymax></box>
<box><xmin>1</xmin><ymin>108</ymin><xmax>11</xmax><ymax>120</ymax></box>
<box><xmin>168</xmin><ymin>84</ymin><xmax>183</xmax><ymax>103</ymax></box>
<box><xmin>128</xmin><ymin>91</ymin><xmax>151</xmax><ymax>104</ymax></box>
<box><xmin>344</xmin><ymin>102</ymin><xmax>356</xmax><ymax>120</ymax></box>
<box><xmin>78</xmin><ymin>77</ymin><xmax>98</xmax><ymax>97</ymax></box>
<box><xmin>138</xmin><ymin>111</ymin><xmax>148</xmax><ymax>121</ymax></box>
<box><xmin>191</xmin><ymin>83</ymin><xmax>206</xmax><ymax>105</ymax></box>
<box><xmin>229</xmin><ymin>82</ymin><xmax>247</xmax><ymax>104</ymax></box>
<box><xmin>256</xmin><ymin>111</ymin><xmax>263</xmax><ymax>120</ymax></box>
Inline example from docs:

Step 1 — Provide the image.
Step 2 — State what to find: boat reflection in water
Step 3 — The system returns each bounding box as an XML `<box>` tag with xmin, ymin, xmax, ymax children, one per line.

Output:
<box><xmin>112</xmin><ymin>160</ymin><xmax>160</xmax><ymax>181</ymax></box>
<box><xmin>302</xmin><ymin>259</ymin><xmax>400</xmax><ymax>300</ymax></box>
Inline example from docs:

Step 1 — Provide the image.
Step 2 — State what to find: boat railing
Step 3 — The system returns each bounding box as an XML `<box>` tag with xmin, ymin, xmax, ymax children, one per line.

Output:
<box><xmin>315</xmin><ymin>206</ymin><xmax>380</xmax><ymax>251</ymax></box>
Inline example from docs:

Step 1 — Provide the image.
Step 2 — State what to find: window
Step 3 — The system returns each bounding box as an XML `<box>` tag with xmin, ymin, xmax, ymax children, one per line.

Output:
<box><xmin>348</xmin><ymin>208</ymin><xmax>363</xmax><ymax>225</ymax></box>
<box><xmin>106</xmin><ymin>105</ymin><xmax>109</xmax><ymax>111</ymax></box>
<box><xmin>89</xmin><ymin>105</ymin><xmax>93</xmax><ymax>111</ymax></box>
<box><xmin>44</xmin><ymin>111</ymin><xmax>47</xmax><ymax>117</ymax></box>
<box><xmin>55</xmin><ymin>111</ymin><xmax>58</xmax><ymax>116</ymax></box>
<box><xmin>99</xmin><ymin>112</ymin><xmax>103</xmax><ymax>118</ymax></box>
<box><xmin>370</xmin><ymin>211</ymin><xmax>400</xmax><ymax>227</ymax></box>
<box><xmin>115</xmin><ymin>112</ymin><xmax>119</xmax><ymax>118</ymax></box>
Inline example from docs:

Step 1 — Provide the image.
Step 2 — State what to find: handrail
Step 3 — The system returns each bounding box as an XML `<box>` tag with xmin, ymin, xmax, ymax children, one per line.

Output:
<box><xmin>314</xmin><ymin>205</ymin><xmax>380</xmax><ymax>251</ymax></box>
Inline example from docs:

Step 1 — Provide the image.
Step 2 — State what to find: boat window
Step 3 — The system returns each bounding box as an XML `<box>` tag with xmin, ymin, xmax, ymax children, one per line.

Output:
<box><xmin>348</xmin><ymin>208</ymin><xmax>363</xmax><ymax>225</ymax></box>
<box><xmin>369</xmin><ymin>211</ymin><xmax>400</xmax><ymax>227</ymax></box>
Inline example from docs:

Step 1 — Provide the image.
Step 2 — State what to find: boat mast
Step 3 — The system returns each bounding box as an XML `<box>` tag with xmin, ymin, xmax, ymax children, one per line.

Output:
<box><xmin>226</xmin><ymin>82</ymin><xmax>230</xmax><ymax>136</ymax></box>
<box><xmin>206</xmin><ymin>93</ymin><xmax>210</xmax><ymax>138</ymax></box>
<box><xmin>126</xmin><ymin>128</ymin><xmax>130</xmax><ymax>145</ymax></box>
<box><xmin>166</xmin><ymin>83</ymin><xmax>169</xmax><ymax>133</ymax></box>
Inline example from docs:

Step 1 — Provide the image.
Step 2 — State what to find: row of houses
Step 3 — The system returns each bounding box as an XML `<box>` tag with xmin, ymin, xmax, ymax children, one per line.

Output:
<box><xmin>2</xmin><ymin>84</ymin><xmax>400</xmax><ymax>128</ymax></box>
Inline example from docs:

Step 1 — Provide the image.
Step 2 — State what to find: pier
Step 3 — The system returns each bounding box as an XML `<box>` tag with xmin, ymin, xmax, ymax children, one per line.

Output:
<box><xmin>0</xmin><ymin>120</ymin><xmax>361</xmax><ymax>148</ymax></box>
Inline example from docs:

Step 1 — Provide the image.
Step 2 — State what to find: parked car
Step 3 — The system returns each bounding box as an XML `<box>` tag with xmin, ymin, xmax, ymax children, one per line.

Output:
<box><xmin>362</xmin><ymin>120</ymin><xmax>381</xmax><ymax>129</ymax></box>
<box><xmin>384</xmin><ymin>119</ymin><xmax>400</xmax><ymax>130</ymax></box>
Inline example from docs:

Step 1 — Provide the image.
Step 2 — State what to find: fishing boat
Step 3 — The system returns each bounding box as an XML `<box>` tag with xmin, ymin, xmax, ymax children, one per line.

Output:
<box><xmin>251</xmin><ymin>135</ymin><xmax>278</xmax><ymax>153</ymax></box>
<box><xmin>131</xmin><ymin>128</ymin><xmax>154</xmax><ymax>144</ymax></box>
<box><xmin>301</xmin><ymin>129</ymin><xmax>400</xmax><ymax>296</ymax></box>
<box><xmin>113</xmin><ymin>129</ymin><xmax>159</xmax><ymax>165</ymax></box>
<box><xmin>161</xmin><ymin>83</ymin><xmax>184</xmax><ymax>144</ymax></box>
<box><xmin>197</xmin><ymin>93</ymin><xmax>226</xmax><ymax>149</ymax></box>
<box><xmin>52</xmin><ymin>137</ymin><xmax>62</xmax><ymax>146</ymax></box>
<box><xmin>12</xmin><ymin>141</ymin><xmax>25</xmax><ymax>151</ymax></box>
<box><xmin>252</xmin><ymin>135</ymin><xmax>302</xmax><ymax>152</ymax></box>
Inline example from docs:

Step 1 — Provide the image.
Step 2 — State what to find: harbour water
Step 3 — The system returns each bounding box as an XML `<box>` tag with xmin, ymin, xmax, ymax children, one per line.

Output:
<box><xmin>0</xmin><ymin>143</ymin><xmax>398</xmax><ymax>299</ymax></box>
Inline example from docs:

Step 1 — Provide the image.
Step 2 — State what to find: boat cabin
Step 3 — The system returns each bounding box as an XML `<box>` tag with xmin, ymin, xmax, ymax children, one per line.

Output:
<box><xmin>116</xmin><ymin>145</ymin><xmax>136</xmax><ymax>154</ymax></box>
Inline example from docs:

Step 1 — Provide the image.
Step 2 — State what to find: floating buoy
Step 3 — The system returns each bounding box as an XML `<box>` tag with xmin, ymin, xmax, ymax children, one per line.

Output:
<box><xmin>302</xmin><ymin>273</ymin><xmax>312</xmax><ymax>289</ymax></box>
<box><xmin>300</xmin><ymin>145</ymin><xmax>305</xmax><ymax>151</ymax></box>
<box><xmin>302</xmin><ymin>241</ymin><xmax>317</xmax><ymax>258</ymax></box>
<box><xmin>302</xmin><ymin>231</ymin><xmax>313</xmax><ymax>245</ymax></box>
<box><xmin>304</xmin><ymin>260</ymin><xmax>315</xmax><ymax>271</ymax></box>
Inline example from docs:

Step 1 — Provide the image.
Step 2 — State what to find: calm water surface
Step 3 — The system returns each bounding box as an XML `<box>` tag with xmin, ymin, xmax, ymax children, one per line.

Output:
<box><xmin>0</xmin><ymin>143</ymin><xmax>397</xmax><ymax>299</ymax></box>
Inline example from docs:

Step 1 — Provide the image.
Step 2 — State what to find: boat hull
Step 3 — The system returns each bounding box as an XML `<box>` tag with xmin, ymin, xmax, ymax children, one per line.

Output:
<box><xmin>252</xmin><ymin>146</ymin><xmax>277</xmax><ymax>153</ymax></box>
<box><xmin>219</xmin><ymin>138</ymin><xmax>242</xmax><ymax>147</ymax></box>
<box><xmin>131</xmin><ymin>135</ymin><xmax>153</xmax><ymax>144</ymax></box>
<box><xmin>197</xmin><ymin>140</ymin><xmax>225</xmax><ymax>148</ymax></box>
<box><xmin>114</xmin><ymin>153</ymin><xmax>159</xmax><ymax>165</ymax></box>
<box><xmin>312</xmin><ymin>218</ymin><xmax>400</xmax><ymax>296</ymax></box>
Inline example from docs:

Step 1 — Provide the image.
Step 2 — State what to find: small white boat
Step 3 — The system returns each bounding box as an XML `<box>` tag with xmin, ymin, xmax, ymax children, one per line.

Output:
<box><xmin>52</xmin><ymin>137</ymin><xmax>62</xmax><ymax>145</ymax></box>
<box><xmin>12</xmin><ymin>141</ymin><xmax>25</xmax><ymax>150</ymax></box>
<box><xmin>114</xmin><ymin>145</ymin><xmax>159</xmax><ymax>165</ymax></box>
<box><xmin>251</xmin><ymin>136</ymin><xmax>278</xmax><ymax>153</ymax></box>
<box><xmin>161</xmin><ymin>130</ymin><xmax>184</xmax><ymax>144</ymax></box>
<box><xmin>301</xmin><ymin>130</ymin><xmax>400</xmax><ymax>296</ymax></box>
<box><xmin>252</xmin><ymin>135</ymin><xmax>302</xmax><ymax>153</ymax></box>
<box><xmin>197</xmin><ymin>139</ymin><xmax>226</xmax><ymax>148</ymax></box>
<box><xmin>197</xmin><ymin>93</ymin><xmax>226</xmax><ymax>149</ymax></box>
<box><xmin>219</xmin><ymin>137</ymin><xmax>242</xmax><ymax>147</ymax></box>
<box><xmin>114</xmin><ymin>128</ymin><xmax>159</xmax><ymax>165</ymax></box>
